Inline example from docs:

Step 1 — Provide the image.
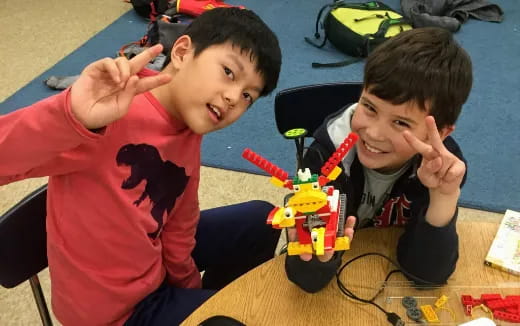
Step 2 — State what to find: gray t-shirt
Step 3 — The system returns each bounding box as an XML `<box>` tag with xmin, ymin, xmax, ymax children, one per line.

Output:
<box><xmin>357</xmin><ymin>163</ymin><xmax>410</xmax><ymax>227</ymax></box>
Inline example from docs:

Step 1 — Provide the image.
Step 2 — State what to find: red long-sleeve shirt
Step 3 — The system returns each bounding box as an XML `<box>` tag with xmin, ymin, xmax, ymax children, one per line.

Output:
<box><xmin>0</xmin><ymin>86</ymin><xmax>203</xmax><ymax>325</ymax></box>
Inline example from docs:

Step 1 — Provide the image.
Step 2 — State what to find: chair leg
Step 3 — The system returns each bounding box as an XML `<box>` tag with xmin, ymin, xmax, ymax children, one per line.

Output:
<box><xmin>29</xmin><ymin>275</ymin><xmax>53</xmax><ymax>326</ymax></box>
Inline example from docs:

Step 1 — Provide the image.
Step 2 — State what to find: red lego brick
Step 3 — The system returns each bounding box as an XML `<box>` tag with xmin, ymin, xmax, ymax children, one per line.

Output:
<box><xmin>461</xmin><ymin>295</ymin><xmax>474</xmax><ymax>306</ymax></box>
<box><xmin>481</xmin><ymin>294</ymin><xmax>502</xmax><ymax>304</ymax></box>
<box><xmin>494</xmin><ymin>310</ymin><xmax>520</xmax><ymax>323</ymax></box>
<box><xmin>242</xmin><ymin>148</ymin><xmax>288</xmax><ymax>182</ymax></box>
<box><xmin>320</xmin><ymin>133</ymin><xmax>357</xmax><ymax>176</ymax></box>
<box><xmin>505</xmin><ymin>295</ymin><xmax>520</xmax><ymax>303</ymax></box>
<box><xmin>487</xmin><ymin>298</ymin><xmax>518</xmax><ymax>311</ymax></box>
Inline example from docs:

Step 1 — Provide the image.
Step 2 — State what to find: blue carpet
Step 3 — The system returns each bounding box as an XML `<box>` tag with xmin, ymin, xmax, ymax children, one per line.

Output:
<box><xmin>1</xmin><ymin>1</ymin><xmax>518</xmax><ymax>213</ymax></box>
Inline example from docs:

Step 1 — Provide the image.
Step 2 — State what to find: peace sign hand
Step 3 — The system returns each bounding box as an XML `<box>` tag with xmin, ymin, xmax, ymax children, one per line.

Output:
<box><xmin>70</xmin><ymin>44</ymin><xmax>172</xmax><ymax>130</ymax></box>
<box><xmin>403</xmin><ymin>116</ymin><xmax>465</xmax><ymax>196</ymax></box>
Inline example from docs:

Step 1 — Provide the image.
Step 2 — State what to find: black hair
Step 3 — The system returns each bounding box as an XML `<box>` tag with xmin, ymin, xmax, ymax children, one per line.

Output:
<box><xmin>165</xmin><ymin>8</ymin><xmax>281</xmax><ymax>96</ymax></box>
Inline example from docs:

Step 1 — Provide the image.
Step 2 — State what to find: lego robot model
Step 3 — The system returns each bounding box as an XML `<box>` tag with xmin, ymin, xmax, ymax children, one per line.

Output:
<box><xmin>242</xmin><ymin>132</ymin><xmax>358</xmax><ymax>256</ymax></box>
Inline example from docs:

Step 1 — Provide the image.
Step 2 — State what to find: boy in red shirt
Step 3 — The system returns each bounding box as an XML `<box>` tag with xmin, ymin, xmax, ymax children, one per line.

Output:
<box><xmin>0</xmin><ymin>8</ymin><xmax>281</xmax><ymax>325</ymax></box>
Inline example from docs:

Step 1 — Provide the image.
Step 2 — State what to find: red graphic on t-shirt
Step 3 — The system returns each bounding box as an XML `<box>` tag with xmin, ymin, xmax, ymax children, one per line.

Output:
<box><xmin>374</xmin><ymin>194</ymin><xmax>412</xmax><ymax>227</ymax></box>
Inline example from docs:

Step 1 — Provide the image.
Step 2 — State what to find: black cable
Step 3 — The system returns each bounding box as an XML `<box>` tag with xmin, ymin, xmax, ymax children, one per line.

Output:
<box><xmin>335</xmin><ymin>265</ymin><xmax>397</xmax><ymax>314</ymax></box>
<box><xmin>337</xmin><ymin>252</ymin><xmax>438</xmax><ymax>286</ymax></box>
<box><xmin>335</xmin><ymin>252</ymin><xmax>439</xmax><ymax>325</ymax></box>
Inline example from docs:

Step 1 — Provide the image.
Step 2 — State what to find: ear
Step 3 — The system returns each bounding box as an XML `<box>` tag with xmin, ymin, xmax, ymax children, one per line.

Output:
<box><xmin>438</xmin><ymin>124</ymin><xmax>455</xmax><ymax>141</ymax></box>
<box><xmin>169</xmin><ymin>35</ymin><xmax>193</xmax><ymax>68</ymax></box>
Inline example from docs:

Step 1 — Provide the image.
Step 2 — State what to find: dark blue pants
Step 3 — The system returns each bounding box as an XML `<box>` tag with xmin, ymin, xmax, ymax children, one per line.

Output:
<box><xmin>125</xmin><ymin>200</ymin><xmax>280</xmax><ymax>325</ymax></box>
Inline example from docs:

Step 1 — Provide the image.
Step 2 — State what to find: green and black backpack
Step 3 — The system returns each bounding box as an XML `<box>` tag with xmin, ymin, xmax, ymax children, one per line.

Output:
<box><xmin>305</xmin><ymin>1</ymin><xmax>412</xmax><ymax>68</ymax></box>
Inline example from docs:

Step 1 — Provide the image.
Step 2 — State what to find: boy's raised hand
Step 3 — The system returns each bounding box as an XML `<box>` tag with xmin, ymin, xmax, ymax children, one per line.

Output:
<box><xmin>287</xmin><ymin>215</ymin><xmax>356</xmax><ymax>262</ymax></box>
<box><xmin>70</xmin><ymin>44</ymin><xmax>172</xmax><ymax>129</ymax></box>
<box><xmin>403</xmin><ymin>116</ymin><xmax>466</xmax><ymax>196</ymax></box>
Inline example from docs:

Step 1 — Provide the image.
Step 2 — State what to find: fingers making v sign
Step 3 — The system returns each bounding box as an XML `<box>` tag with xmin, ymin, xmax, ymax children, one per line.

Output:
<box><xmin>71</xmin><ymin>44</ymin><xmax>172</xmax><ymax>130</ymax></box>
<box><xmin>403</xmin><ymin>116</ymin><xmax>465</xmax><ymax>196</ymax></box>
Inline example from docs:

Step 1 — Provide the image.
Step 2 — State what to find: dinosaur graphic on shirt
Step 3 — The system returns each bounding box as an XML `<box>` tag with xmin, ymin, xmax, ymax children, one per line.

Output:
<box><xmin>116</xmin><ymin>143</ymin><xmax>189</xmax><ymax>239</ymax></box>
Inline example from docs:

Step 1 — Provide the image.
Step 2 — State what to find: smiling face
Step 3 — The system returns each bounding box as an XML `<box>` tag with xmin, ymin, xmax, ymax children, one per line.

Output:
<box><xmin>157</xmin><ymin>36</ymin><xmax>265</xmax><ymax>135</ymax></box>
<box><xmin>352</xmin><ymin>89</ymin><xmax>453</xmax><ymax>173</ymax></box>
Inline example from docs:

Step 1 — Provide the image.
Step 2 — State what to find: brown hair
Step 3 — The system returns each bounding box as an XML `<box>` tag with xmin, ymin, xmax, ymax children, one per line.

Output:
<box><xmin>363</xmin><ymin>27</ymin><xmax>473</xmax><ymax>129</ymax></box>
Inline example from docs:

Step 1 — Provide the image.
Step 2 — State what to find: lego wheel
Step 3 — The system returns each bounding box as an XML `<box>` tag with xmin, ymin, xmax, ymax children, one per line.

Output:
<box><xmin>283</xmin><ymin>128</ymin><xmax>308</xmax><ymax>139</ymax></box>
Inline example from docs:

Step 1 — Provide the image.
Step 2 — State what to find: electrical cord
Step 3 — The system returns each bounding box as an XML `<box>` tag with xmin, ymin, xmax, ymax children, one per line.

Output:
<box><xmin>335</xmin><ymin>252</ymin><xmax>440</xmax><ymax>326</ymax></box>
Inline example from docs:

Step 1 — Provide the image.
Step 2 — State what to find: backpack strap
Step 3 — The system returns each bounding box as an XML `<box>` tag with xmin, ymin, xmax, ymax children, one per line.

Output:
<box><xmin>304</xmin><ymin>2</ymin><xmax>334</xmax><ymax>49</ymax></box>
<box><xmin>148</xmin><ymin>1</ymin><xmax>157</xmax><ymax>21</ymax></box>
<box><xmin>360</xmin><ymin>14</ymin><xmax>410</xmax><ymax>54</ymax></box>
<box><xmin>370</xmin><ymin>14</ymin><xmax>410</xmax><ymax>39</ymax></box>
<box><xmin>305</xmin><ymin>1</ymin><xmax>359</xmax><ymax>48</ymax></box>
<box><xmin>311</xmin><ymin>57</ymin><xmax>363</xmax><ymax>68</ymax></box>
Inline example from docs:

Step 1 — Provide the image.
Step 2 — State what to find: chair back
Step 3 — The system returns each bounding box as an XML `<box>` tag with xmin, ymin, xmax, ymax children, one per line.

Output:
<box><xmin>274</xmin><ymin>82</ymin><xmax>363</xmax><ymax>137</ymax></box>
<box><xmin>0</xmin><ymin>185</ymin><xmax>48</xmax><ymax>288</ymax></box>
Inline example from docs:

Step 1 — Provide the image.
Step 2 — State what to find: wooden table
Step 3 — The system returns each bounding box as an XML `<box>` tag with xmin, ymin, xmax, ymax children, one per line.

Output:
<box><xmin>182</xmin><ymin>221</ymin><xmax>519</xmax><ymax>325</ymax></box>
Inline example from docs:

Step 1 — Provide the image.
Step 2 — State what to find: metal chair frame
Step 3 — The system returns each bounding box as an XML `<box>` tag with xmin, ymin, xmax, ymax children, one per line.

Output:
<box><xmin>0</xmin><ymin>185</ymin><xmax>52</xmax><ymax>326</ymax></box>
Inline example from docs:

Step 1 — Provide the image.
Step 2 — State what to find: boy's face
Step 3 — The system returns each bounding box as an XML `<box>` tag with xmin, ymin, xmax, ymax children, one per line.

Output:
<box><xmin>166</xmin><ymin>36</ymin><xmax>265</xmax><ymax>135</ymax></box>
<box><xmin>351</xmin><ymin>89</ymin><xmax>453</xmax><ymax>173</ymax></box>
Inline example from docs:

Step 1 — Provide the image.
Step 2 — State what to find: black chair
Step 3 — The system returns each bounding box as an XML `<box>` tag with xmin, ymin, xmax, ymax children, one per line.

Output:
<box><xmin>274</xmin><ymin>82</ymin><xmax>362</xmax><ymax>168</ymax></box>
<box><xmin>0</xmin><ymin>185</ymin><xmax>52</xmax><ymax>326</ymax></box>
<box><xmin>274</xmin><ymin>82</ymin><xmax>363</xmax><ymax>137</ymax></box>
<box><xmin>273</xmin><ymin>83</ymin><xmax>363</xmax><ymax>254</ymax></box>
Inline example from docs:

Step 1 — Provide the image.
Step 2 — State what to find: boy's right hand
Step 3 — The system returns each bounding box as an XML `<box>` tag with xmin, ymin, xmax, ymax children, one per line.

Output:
<box><xmin>287</xmin><ymin>215</ymin><xmax>356</xmax><ymax>262</ymax></box>
<box><xmin>70</xmin><ymin>44</ymin><xmax>172</xmax><ymax>130</ymax></box>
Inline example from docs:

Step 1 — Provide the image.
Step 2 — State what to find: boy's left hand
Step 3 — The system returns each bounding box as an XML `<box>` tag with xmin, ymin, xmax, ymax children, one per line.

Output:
<box><xmin>403</xmin><ymin>116</ymin><xmax>465</xmax><ymax>196</ymax></box>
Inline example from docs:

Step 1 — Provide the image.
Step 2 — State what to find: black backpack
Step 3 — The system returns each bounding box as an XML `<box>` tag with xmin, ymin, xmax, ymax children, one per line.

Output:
<box><xmin>305</xmin><ymin>1</ymin><xmax>412</xmax><ymax>68</ymax></box>
<box><xmin>119</xmin><ymin>14</ymin><xmax>191</xmax><ymax>57</ymax></box>
<box><xmin>130</xmin><ymin>0</ymin><xmax>172</xmax><ymax>20</ymax></box>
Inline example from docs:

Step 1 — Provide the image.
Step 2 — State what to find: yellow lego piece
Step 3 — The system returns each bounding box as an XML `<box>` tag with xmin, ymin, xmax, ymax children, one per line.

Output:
<box><xmin>474</xmin><ymin>304</ymin><xmax>490</xmax><ymax>313</ymax></box>
<box><xmin>271</xmin><ymin>207</ymin><xmax>295</xmax><ymax>227</ymax></box>
<box><xmin>435</xmin><ymin>306</ymin><xmax>456</xmax><ymax>321</ymax></box>
<box><xmin>420</xmin><ymin>305</ymin><xmax>440</xmax><ymax>323</ymax></box>
<box><xmin>287</xmin><ymin>189</ymin><xmax>327</xmax><ymax>212</ymax></box>
<box><xmin>269</xmin><ymin>176</ymin><xmax>285</xmax><ymax>187</ymax></box>
<box><xmin>311</xmin><ymin>227</ymin><xmax>325</xmax><ymax>256</ymax></box>
<box><xmin>327</xmin><ymin>166</ymin><xmax>342</xmax><ymax>181</ymax></box>
<box><xmin>287</xmin><ymin>242</ymin><xmax>313</xmax><ymax>255</ymax></box>
<box><xmin>278</xmin><ymin>216</ymin><xmax>295</xmax><ymax>228</ymax></box>
<box><xmin>471</xmin><ymin>304</ymin><xmax>493</xmax><ymax>320</ymax></box>
<box><xmin>334</xmin><ymin>236</ymin><xmax>350</xmax><ymax>250</ymax></box>
<box><xmin>434</xmin><ymin>295</ymin><xmax>448</xmax><ymax>308</ymax></box>
<box><xmin>271</xmin><ymin>208</ymin><xmax>284</xmax><ymax>225</ymax></box>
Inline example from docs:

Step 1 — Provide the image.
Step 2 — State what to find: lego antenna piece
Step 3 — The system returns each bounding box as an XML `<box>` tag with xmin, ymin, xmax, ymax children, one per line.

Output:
<box><xmin>321</xmin><ymin>133</ymin><xmax>358</xmax><ymax>179</ymax></box>
<box><xmin>242</xmin><ymin>148</ymin><xmax>289</xmax><ymax>182</ymax></box>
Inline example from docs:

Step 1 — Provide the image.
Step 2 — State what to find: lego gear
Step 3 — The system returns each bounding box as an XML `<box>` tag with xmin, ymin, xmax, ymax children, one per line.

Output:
<box><xmin>401</xmin><ymin>296</ymin><xmax>417</xmax><ymax>309</ymax></box>
<box><xmin>406</xmin><ymin>307</ymin><xmax>422</xmax><ymax>322</ymax></box>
